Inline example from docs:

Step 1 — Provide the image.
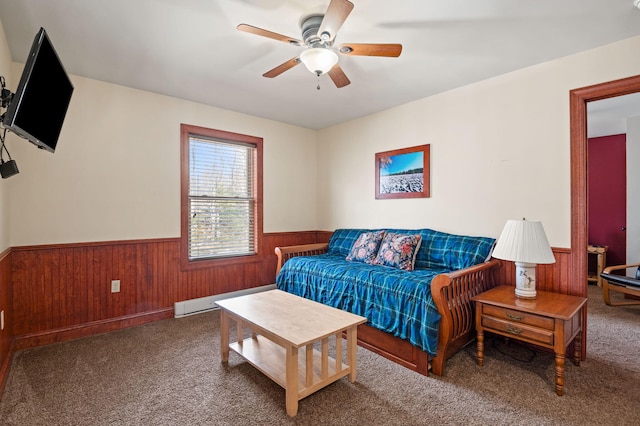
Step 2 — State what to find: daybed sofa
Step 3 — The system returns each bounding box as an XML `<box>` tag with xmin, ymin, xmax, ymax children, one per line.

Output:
<box><xmin>275</xmin><ymin>228</ymin><xmax>500</xmax><ymax>376</ymax></box>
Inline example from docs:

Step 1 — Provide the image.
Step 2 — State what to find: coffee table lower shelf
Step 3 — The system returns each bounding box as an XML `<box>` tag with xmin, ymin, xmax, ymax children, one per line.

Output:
<box><xmin>229</xmin><ymin>335</ymin><xmax>352</xmax><ymax>400</ymax></box>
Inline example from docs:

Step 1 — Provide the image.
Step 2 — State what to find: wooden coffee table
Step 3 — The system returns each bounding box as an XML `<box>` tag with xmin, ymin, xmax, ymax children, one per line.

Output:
<box><xmin>217</xmin><ymin>290</ymin><xmax>367</xmax><ymax>416</ymax></box>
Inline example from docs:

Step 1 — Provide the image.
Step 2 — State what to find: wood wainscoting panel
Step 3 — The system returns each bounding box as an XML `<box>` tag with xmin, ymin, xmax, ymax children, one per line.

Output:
<box><xmin>493</xmin><ymin>248</ymin><xmax>573</xmax><ymax>294</ymax></box>
<box><xmin>0</xmin><ymin>248</ymin><xmax>14</xmax><ymax>397</ymax></box>
<box><xmin>11</xmin><ymin>231</ymin><xmax>327</xmax><ymax>349</ymax></box>
<box><xmin>536</xmin><ymin>248</ymin><xmax>573</xmax><ymax>294</ymax></box>
<box><xmin>11</xmin><ymin>239</ymin><xmax>181</xmax><ymax>338</ymax></box>
<box><xmin>11</xmin><ymin>235</ymin><xmax>574</xmax><ymax>354</ymax></box>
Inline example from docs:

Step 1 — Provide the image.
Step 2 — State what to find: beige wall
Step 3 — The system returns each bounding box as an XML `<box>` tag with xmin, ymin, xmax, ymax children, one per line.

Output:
<box><xmin>317</xmin><ymin>36</ymin><xmax>640</xmax><ymax>248</ymax></box>
<box><xmin>0</xmin><ymin>19</ymin><xmax>13</xmax><ymax>252</ymax></box>
<box><xmin>3</xmin><ymin>19</ymin><xmax>640</xmax><ymax>250</ymax></box>
<box><xmin>5</xmin><ymin>72</ymin><xmax>318</xmax><ymax>246</ymax></box>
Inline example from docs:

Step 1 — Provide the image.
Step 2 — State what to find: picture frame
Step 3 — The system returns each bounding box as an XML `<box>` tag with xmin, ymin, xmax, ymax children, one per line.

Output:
<box><xmin>375</xmin><ymin>144</ymin><xmax>430</xmax><ymax>199</ymax></box>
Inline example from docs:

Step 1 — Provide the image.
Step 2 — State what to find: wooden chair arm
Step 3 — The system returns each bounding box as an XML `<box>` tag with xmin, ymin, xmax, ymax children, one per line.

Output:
<box><xmin>430</xmin><ymin>258</ymin><xmax>500</xmax><ymax>376</ymax></box>
<box><xmin>603</xmin><ymin>262</ymin><xmax>640</xmax><ymax>274</ymax></box>
<box><xmin>275</xmin><ymin>243</ymin><xmax>329</xmax><ymax>276</ymax></box>
<box><xmin>431</xmin><ymin>259</ymin><xmax>500</xmax><ymax>316</ymax></box>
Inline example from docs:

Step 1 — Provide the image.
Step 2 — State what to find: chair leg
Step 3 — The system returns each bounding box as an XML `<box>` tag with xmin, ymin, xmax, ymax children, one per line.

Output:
<box><xmin>602</xmin><ymin>282</ymin><xmax>640</xmax><ymax>306</ymax></box>
<box><xmin>602</xmin><ymin>282</ymin><xmax>613</xmax><ymax>306</ymax></box>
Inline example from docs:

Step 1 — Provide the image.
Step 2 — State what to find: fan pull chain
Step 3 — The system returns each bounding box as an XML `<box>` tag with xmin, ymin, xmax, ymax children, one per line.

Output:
<box><xmin>316</xmin><ymin>72</ymin><xmax>321</xmax><ymax>90</ymax></box>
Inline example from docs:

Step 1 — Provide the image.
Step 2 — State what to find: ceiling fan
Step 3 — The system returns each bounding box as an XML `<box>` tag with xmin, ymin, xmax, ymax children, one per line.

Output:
<box><xmin>237</xmin><ymin>0</ymin><xmax>402</xmax><ymax>88</ymax></box>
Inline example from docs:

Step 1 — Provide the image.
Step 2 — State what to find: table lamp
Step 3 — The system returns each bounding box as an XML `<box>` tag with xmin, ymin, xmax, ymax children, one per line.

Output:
<box><xmin>492</xmin><ymin>219</ymin><xmax>556</xmax><ymax>299</ymax></box>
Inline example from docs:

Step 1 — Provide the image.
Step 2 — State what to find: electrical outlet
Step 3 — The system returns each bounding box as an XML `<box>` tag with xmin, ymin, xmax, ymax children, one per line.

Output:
<box><xmin>111</xmin><ymin>280</ymin><xmax>121</xmax><ymax>293</ymax></box>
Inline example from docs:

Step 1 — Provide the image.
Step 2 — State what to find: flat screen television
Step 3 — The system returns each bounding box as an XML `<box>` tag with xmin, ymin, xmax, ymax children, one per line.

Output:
<box><xmin>2</xmin><ymin>27</ymin><xmax>74</xmax><ymax>153</ymax></box>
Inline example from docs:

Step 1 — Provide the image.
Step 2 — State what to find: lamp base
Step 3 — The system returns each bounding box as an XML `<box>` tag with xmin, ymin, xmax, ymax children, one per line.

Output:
<box><xmin>514</xmin><ymin>261</ymin><xmax>537</xmax><ymax>299</ymax></box>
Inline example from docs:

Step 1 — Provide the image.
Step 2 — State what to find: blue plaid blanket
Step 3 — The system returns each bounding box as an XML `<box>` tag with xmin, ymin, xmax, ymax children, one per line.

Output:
<box><xmin>276</xmin><ymin>228</ymin><xmax>495</xmax><ymax>356</ymax></box>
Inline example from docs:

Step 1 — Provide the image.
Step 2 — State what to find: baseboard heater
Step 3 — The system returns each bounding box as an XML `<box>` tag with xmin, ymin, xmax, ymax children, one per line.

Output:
<box><xmin>174</xmin><ymin>284</ymin><xmax>277</xmax><ymax>318</ymax></box>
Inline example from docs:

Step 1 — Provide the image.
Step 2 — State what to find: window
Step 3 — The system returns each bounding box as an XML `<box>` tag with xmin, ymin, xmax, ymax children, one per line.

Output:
<box><xmin>181</xmin><ymin>124</ymin><xmax>263</xmax><ymax>267</ymax></box>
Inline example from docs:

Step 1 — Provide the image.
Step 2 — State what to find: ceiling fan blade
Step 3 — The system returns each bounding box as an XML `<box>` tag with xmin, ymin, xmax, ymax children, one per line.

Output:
<box><xmin>328</xmin><ymin>64</ymin><xmax>350</xmax><ymax>88</ymax></box>
<box><xmin>263</xmin><ymin>57</ymin><xmax>301</xmax><ymax>78</ymax></box>
<box><xmin>338</xmin><ymin>43</ymin><xmax>403</xmax><ymax>57</ymax></box>
<box><xmin>318</xmin><ymin>0</ymin><xmax>354</xmax><ymax>42</ymax></box>
<box><xmin>237</xmin><ymin>24</ymin><xmax>302</xmax><ymax>46</ymax></box>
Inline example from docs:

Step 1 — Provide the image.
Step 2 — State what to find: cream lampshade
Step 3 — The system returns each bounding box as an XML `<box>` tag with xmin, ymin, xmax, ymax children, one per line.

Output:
<box><xmin>492</xmin><ymin>219</ymin><xmax>556</xmax><ymax>299</ymax></box>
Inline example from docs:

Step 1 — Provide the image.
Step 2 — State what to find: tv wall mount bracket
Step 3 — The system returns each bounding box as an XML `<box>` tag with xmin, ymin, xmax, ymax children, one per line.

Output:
<box><xmin>0</xmin><ymin>75</ymin><xmax>19</xmax><ymax>179</ymax></box>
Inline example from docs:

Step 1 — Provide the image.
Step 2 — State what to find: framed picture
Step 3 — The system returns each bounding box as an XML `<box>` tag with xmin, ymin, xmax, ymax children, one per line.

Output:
<box><xmin>375</xmin><ymin>144</ymin><xmax>430</xmax><ymax>199</ymax></box>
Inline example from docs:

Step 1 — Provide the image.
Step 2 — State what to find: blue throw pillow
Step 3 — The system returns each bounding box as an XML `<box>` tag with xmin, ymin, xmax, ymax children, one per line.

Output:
<box><xmin>346</xmin><ymin>230</ymin><xmax>386</xmax><ymax>264</ymax></box>
<box><xmin>373</xmin><ymin>232</ymin><xmax>422</xmax><ymax>271</ymax></box>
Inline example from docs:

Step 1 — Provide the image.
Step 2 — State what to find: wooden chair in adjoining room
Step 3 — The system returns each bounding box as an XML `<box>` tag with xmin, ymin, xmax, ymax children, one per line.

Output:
<box><xmin>600</xmin><ymin>262</ymin><xmax>640</xmax><ymax>306</ymax></box>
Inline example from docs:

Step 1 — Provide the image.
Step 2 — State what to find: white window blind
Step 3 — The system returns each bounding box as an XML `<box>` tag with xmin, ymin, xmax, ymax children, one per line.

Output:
<box><xmin>188</xmin><ymin>136</ymin><xmax>256</xmax><ymax>260</ymax></box>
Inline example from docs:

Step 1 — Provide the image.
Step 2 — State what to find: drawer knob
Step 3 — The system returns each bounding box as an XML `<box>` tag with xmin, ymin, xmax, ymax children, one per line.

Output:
<box><xmin>505</xmin><ymin>325</ymin><xmax>523</xmax><ymax>335</ymax></box>
<box><xmin>506</xmin><ymin>312</ymin><xmax>523</xmax><ymax>321</ymax></box>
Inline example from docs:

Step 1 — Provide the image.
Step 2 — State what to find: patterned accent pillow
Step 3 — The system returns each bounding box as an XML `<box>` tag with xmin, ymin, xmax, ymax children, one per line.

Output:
<box><xmin>345</xmin><ymin>231</ymin><xmax>386</xmax><ymax>264</ymax></box>
<box><xmin>373</xmin><ymin>232</ymin><xmax>422</xmax><ymax>271</ymax></box>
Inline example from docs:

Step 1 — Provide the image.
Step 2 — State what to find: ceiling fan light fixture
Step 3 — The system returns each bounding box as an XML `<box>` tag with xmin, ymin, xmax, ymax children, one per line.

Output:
<box><xmin>300</xmin><ymin>48</ymin><xmax>338</xmax><ymax>75</ymax></box>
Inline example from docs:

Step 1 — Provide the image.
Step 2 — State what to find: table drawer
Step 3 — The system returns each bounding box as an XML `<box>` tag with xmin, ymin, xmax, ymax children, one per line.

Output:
<box><xmin>481</xmin><ymin>316</ymin><xmax>554</xmax><ymax>346</ymax></box>
<box><xmin>483</xmin><ymin>305</ymin><xmax>554</xmax><ymax>330</ymax></box>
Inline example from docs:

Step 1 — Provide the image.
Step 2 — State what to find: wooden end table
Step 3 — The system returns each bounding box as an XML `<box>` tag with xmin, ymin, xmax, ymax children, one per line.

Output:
<box><xmin>471</xmin><ymin>286</ymin><xmax>587</xmax><ymax>396</ymax></box>
<box><xmin>216</xmin><ymin>290</ymin><xmax>367</xmax><ymax>416</ymax></box>
<box><xmin>587</xmin><ymin>245</ymin><xmax>607</xmax><ymax>287</ymax></box>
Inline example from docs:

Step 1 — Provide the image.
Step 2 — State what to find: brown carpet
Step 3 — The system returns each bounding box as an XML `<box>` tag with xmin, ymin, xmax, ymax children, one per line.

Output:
<box><xmin>1</xmin><ymin>285</ymin><xmax>639</xmax><ymax>425</ymax></box>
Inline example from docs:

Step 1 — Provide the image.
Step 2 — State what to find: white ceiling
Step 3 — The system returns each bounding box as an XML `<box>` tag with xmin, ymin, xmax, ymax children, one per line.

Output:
<box><xmin>1</xmin><ymin>0</ymin><xmax>640</xmax><ymax>130</ymax></box>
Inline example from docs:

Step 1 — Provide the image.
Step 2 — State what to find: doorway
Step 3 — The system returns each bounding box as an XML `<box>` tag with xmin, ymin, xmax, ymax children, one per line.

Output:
<box><xmin>570</xmin><ymin>74</ymin><xmax>640</xmax><ymax>357</ymax></box>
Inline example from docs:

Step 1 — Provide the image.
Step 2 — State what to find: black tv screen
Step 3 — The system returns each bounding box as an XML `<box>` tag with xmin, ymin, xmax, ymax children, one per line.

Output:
<box><xmin>2</xmin><ymin>27</ymin><xmax>73</xmax><ymax>153</ymax></box>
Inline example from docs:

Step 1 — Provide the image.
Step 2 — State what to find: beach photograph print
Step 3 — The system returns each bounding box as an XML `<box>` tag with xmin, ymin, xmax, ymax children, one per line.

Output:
<box><xmin>375</xmin><ymin>144</ymin><xmax>430</xmax><ymax>199</ymax></box>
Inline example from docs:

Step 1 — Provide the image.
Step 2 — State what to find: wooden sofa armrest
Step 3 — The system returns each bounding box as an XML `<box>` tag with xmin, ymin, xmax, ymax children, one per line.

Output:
<box><xmin>603</xmin><ymin>262</ymin><xmax>640</xmax><ymax>274</ymax></box>
<box><xmin>429</xmin><ymin>258</ymin><xmax>501</xmax><ymax>376</ymax></box>
<box><xmin>275</xmin><ymin>243</ymin><xmax>329</xmax><ymax>276</ymax></box>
